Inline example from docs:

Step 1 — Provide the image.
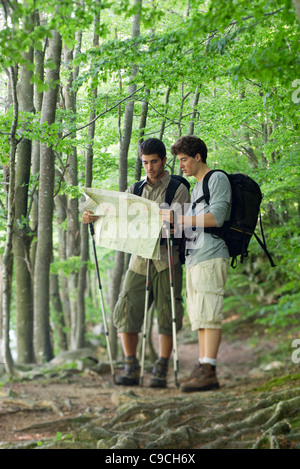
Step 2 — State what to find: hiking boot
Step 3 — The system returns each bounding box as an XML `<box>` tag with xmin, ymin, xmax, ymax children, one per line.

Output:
<box><xmin>178</xmin><ymin>362</ymin><xmax>204</xmax><ymax>384</ymax></box>
<box><xmin>150</xmin><ymin>358</ymin><xmax>168</xmax><ymax>388</ymax></box>
<box><xmin>180</xmin><ymin>363</ymin><xmax>219</xmax><ymax>392</ymax></box>
<box><xmin>115</xmin><ymin>356</ymin><xmax>140</xmax><ymax>386</ymax></box>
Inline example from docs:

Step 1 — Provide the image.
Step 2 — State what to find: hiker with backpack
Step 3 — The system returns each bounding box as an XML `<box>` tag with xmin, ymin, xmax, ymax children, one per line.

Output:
<box><xmin>82</xmin><ymin>138</ymin><xmax>190</xmax><ymax>388</ymax></box>
<box><xmin>161</xmin><ymin>135</ymin><xmax>232</xmax><ymax>392</ymax></box>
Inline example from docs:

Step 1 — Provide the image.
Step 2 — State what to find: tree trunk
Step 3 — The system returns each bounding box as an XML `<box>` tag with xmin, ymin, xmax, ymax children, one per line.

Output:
<box><xmin>171</xmin><ymin>84</ymin><xmax>191</xmax><ymax>172</ymax></box>
<box><xmin>238</xmin><ymin>90</ymin><xmax>259</xmax><ymax>169</ymax></box>
<box><xmin>50</xmin><ymin>274</ymin><xmax>68</xmax><ymax>352</ymax></box>
<box><xmin>56</xmin><ymin>193</ymin><xmax>71</xmax><ymax>347</ymax></box>
<box><xmin>77</xmin><ymin>13</ymin><xmax>100</xmax><ymax>350</ymax></box>
<box><xmin>34</xmin><ymin>30</ymin><xmax>62</xmax><ymax>364</ymax></box>
<box><xmin>135</xmin><ymin>89</ymin><xmax>150</xmax><ymax>181</ymax></box>
<box><xmin>292</xmin><ymin>0</ymin><xmax>300</xmax><ymax>22</ymax></box>
<box><xmin>30</xmin><ymin>10</ymin><xmax>45</xmax><ymax>270</ymax></box>
<box><xmin>14</xmin><ymin>39</ymin><xmax>35</xmax><ymax>364</ymax></box>
<box><xmin>1</xmin><ymin>66</ymin><xmax>19</xmax><ymax>375</ymax></box>
<box><xmin>63</xmin><ymin>41</ymin><xmax>81</xmax><ymax>349</ymax></box>
<box><xmin>159</xmin><ymin>86</ymin><xmax>171</xmax><ymax>140</ymax></box>
<box><xmin>176</xmin><ymin>85</ymin><xmax>200</xmax><ymax>177</ymax></box>
<box><xmin>188</xmin><ymin>86</ymin><xmax>200</xmax><ymax>136</ymax></box>
<box><xmin>109</xmin><ymin>250</ymin><xmax>125</xmax><ymax>359</ymax></box>
<box><xmin>111</xmin><ymin>0</ymin><xmax>142</xmax><ymax>358</ymax></box>
<box><xmin>118</xmin><ymin>0</ymin><xmax>141</xmax><ymax>192</ymax></box>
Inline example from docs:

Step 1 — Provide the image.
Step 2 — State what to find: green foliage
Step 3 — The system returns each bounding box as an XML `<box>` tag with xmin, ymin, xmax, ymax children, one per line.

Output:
<box><xmin>253</xmin><ymin>373</ymin><xmax>300</xmax><ymax>392</ymax></box>
<box><xmin>50</xmin><ymin>257</ymin><xmax>91</xmax><ymax>276</ymax></box>
<box><xmin>1</xmin><ymin>0</ymin><xmax>299</xmax><ymax>346</ymax></box>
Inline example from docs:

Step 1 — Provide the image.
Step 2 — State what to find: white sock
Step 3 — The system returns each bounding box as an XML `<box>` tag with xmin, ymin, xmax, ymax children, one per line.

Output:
<box><xmin>203</xmin><ymin>357</ymin><xmax>216</xmax><ymax>367</ymax></box>
<box><xmin>198</xmin><ymin>358</ymin><xmax>203</xmax><ymax>364</ymax></box>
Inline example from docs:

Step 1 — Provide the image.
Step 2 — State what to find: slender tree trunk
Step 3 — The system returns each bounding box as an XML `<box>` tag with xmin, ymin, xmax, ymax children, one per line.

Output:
<box><xmin>14</xmin><ymin>38</ymin><xmax>35</xmax><ymax>364</ymax></box>
<box><xmin>63</xmin><ymin>41</ymin><xmax>81</xmax><ymax>349</ymax></box>
<box><xmin>111</xmin><ymin>0</ymin><xmax>142</xmax><ymax>358</ymax></box>
<box><xmin>50</xmin><ymin>274</ymin><xmax>68</xmax><ymax>352</ymax></box>
<box><xmin>239</xmin><ymin>90</ymin><xmax>259</xmax><ymax>169</ymax></box>
<box><xmin>30</xmin><ymin>10</ymin><xmax>45</xmax><ymax>270</ymax></box>
<box><xmin>188</xmin><ymin>86</ymin><xmax>200</xmax><ymax>136</ymax></box>
<box><xmin>109</xmin><ymin>250</ymin><xmax>124</xmax><ymax>359</ymax></box>
<box><xmin>77</xmin><ymin>13</ymin><xmax>100</xmax><ymax>351</ymax></box>
<box><xmin>171</xmin><ymin>84</ymin><xmax>191</xmax><ymax>172</ymax></box>
<box><xmin>34</xmin><ymin>30</ymin><xmax>62</xmax><ymax>364</ymax></box>
<box><xmin>170</xmin><ymin>85</ymin><xmax>200</xmax><ymax>178</ymax></box>
<box><xmin>292</xmin><ymin>0</ymin><xmax>300</xmax><ymax>22</ymax></box>
<box><xmin>118</xmin><ymin>0</ymin><xmax>142</xmax><ymax>191</ymax></box>
<box><xmin>1</xmin><ymin>66</ymin><xmax>19</xmax><ymax>375</ymax></box>
<box><xmin>56</xmin><ymin>193</ymin><xmax>71</xmax><ymax>346</ymax></box>
<box><xmin>159</xmin><ymin>86</ymin><xmax>171</xmax><ymax>140</ymax></box>
<box><xmin>135</xmin><ymin>89</ymin><xmax>150</xmax><ymax>181</ymax></box>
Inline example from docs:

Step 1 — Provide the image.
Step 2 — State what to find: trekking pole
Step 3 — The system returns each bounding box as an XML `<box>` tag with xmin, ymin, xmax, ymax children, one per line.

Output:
<box><xmin>166</xmin><ymin>214</ymin><xmax>179</xmax><ymax>388</ymax></box>
<box><xmin>89</xmin><ymin>223</ymin><xmax>115</xmax><ymax>384</ymax></box>
<box><xmin>140</xmin><ymin>258</ymin><xmax>151</xmax><ymax>387</ymax></box>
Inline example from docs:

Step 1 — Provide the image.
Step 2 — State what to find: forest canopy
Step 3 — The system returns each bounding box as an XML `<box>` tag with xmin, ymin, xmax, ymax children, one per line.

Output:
<box><xmin>0</xmin><ymin>0</ymin><xmax>299</xmax><ymax>373</ymax></box>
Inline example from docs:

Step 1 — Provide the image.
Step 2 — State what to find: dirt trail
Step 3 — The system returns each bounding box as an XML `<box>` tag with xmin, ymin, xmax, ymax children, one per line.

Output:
<box><xmin>0</xmin><ymin>335</ymin><xmax>299</xmax><ymax>449</ymax></box>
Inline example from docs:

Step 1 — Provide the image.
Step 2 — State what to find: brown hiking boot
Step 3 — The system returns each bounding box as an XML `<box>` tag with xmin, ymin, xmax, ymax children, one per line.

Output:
<box><xmin>150</xmin><ymin>358</ymin><xmax>168</xmax><ymax>388</ymax></box>
<box><xmin>180</xmin><ymin>363</ymin><xmax>219</xmax><ymax>392</ymax></box>
<box><xmin>178</xmin><ymin>362</ymin><xmax>204</xmax><ymax>384</ymax></box>
<box><xmin>115</xmin><ymin>356</ymin><xmax>140</xmax><ymax>386</ymax></box>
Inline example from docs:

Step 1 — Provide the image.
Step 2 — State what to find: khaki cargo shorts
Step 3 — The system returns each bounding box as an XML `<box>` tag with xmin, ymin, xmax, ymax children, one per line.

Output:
<box><xmin>186</xmin><ymin>257</ymin><xmax>229</xmax><ymax>330</ymax></box>
<box><xmin>114</xmin><ymin>263</ymin><xmax>184</xmax><ymax>335</ymax></box>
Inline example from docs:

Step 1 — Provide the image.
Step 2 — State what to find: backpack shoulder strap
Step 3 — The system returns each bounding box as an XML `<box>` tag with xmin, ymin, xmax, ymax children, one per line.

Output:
<box><xmin>203</xmin><ymin>169</ymin><xmax>229</xmax><ymax>203</ymax></box>
<box><xmin>165</xmin><ymin>175</ymin><xmax>184</xmax><ymax>206</ymax></box>
<box><xmin>192</xmin><ymin>169</ymin><xmax>229</xmax><ymax>209</ymax></box>
<box><xmin>133</xmin><ymin>180</ymin><xmax>145</xmax><ymax>196</ymax></box>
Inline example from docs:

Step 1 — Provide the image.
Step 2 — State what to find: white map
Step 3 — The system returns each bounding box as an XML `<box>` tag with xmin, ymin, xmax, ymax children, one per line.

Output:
<box><xmin>79</xmin><ymin>188</ymin><xmax>163</xmax><ymax>259</ymax></box>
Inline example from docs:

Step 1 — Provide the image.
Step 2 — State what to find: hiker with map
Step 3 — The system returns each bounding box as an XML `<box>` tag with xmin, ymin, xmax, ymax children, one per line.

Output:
<box><xmin>82</xmin><ymin>138</ymin><xmax>190</xmax><ymax>388</ymax></box>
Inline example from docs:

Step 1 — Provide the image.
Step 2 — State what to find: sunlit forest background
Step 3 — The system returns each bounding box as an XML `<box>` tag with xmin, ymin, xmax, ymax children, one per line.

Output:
<box><xmin>0</xmin><ymin>0</ymin><xmax>299</xmax><ymax>373</ymax></box>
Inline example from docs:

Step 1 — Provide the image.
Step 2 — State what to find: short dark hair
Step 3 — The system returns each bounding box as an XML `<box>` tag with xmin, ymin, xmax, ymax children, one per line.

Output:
<box><xmin>171</xmin><ymin>135</ymin><xmax>208</xmax><ymax>163</ymax></box>
<box><xmin>139</xmin><ymin>138</ymin><xmax>166</xmax><ymax>161</ymax></box>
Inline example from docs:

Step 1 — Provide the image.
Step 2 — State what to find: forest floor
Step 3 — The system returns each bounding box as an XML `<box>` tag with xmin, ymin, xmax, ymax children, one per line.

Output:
<box><xmin>0</xmin><ymin>319</ymin><xmax>300</xmax><ymax>451</ymax></box>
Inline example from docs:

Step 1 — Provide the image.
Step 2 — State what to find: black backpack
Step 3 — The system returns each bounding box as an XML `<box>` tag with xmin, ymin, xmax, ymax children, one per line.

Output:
<box><xmin>133</xmin><ymin>174</ymin><xmax>190</xmax><ymax>264</ymax></box>
<box><xmin>192</xmin><ymin>170</ymin><xmax>276</xmax><ymax>268</ymax></box>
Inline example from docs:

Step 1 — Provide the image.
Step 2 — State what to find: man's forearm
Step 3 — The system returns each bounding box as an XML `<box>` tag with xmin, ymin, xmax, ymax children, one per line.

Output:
<box><xmin>177</xmin><ymin>212</ymin><xmax>218</xmax><ymax>228</ymax></box>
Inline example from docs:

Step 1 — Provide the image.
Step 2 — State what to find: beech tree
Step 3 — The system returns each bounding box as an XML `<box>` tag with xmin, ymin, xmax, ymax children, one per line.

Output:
<box><xmin>33</xmin><ymin>29</ymin><xmax>62</xmax><ymax>363</ymax></box>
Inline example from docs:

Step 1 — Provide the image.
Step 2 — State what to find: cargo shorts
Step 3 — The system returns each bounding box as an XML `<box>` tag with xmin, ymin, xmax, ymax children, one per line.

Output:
<box><xmin>113</xmin><ymin>262</ymin><xmax>184</xmax><ymax>335</ymax></box>
<box><xmin>186</xmin><ymin>257</ymin><xmax>229</xmax><ymax>330</ymax></box>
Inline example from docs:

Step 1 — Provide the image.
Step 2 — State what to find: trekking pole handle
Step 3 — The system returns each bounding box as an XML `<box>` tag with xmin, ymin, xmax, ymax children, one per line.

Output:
<box><xmin>162</xmin><ymin>209</ymin><xmax>174</xmax><ymax>240</ymax></box>
<box><xmin>89</xmin><ymin>222</ymin><xmax>95</xmax><ymax>237</ymax></box>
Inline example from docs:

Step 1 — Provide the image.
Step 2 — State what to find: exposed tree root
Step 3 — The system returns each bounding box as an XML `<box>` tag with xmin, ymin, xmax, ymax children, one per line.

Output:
<box><xmin>1</xmin><ymin>369</ymin><xmax>299</xmax><ymax>450</ymax></box>
<box><xmin>94</xmin><ymin>387</ymin><xmax>300</xmax><ymax>449</ymax></box>
<box><xmin>0</xmin><ymin>397</ymin><xmax>63</xmax><ymax>416</ymax></box>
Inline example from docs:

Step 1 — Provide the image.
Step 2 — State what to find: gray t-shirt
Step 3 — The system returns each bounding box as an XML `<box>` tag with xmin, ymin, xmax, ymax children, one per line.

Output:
<box><xmin>185</xmin><ymin>171</ymin><xmax>232</xmax><ymax>268</ymax></box>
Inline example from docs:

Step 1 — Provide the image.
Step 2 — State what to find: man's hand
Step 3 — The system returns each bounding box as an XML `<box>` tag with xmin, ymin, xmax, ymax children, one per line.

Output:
<box><xmin>82</xmin><ymin>210</ymin><xmax>99</xmax><ymax>224</ymax></box>
<box><xmin>160</xmin><ymin>209</ymin><xmax>175</xmax><ymax>238</ymax></box>
<box><xmin>160</xmin><ymin>208</ymin><xmax>174</xmax><ymax>226</ymax></box>
<box><xmin>160</xmin><ymin>209</ymin><xmax>184</xmax><ymax>227</ymax></box>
